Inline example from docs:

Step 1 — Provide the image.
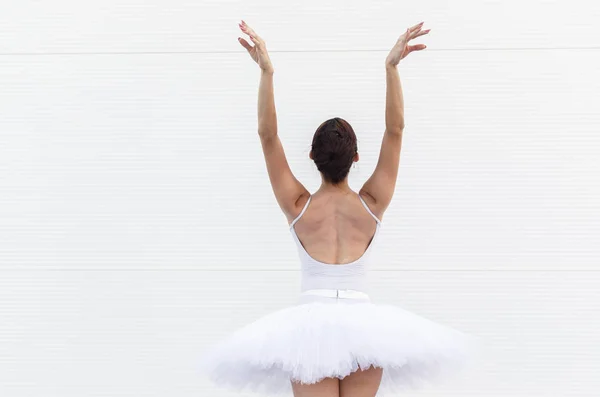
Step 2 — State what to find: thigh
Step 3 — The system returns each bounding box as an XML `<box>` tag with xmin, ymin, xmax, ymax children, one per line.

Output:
<box><xmin>339</xmin><ymin>365</ymin><xmax>383</xmax><ymax>397</ymax></box>
<box><xmin>291</xmin><ymin>376</ymin><xmax>340</xmax><ymax>397</ymax></box>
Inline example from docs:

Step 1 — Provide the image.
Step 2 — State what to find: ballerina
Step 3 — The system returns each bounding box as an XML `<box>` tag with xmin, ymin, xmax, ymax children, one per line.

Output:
<box><xmin>199</xmin><ymin>20</ymin><xmax>476</xmax><ymax>397</ymax></box>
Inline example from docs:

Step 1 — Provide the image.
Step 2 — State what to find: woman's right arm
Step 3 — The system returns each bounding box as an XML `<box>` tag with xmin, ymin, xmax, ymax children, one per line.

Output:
<box><xmin>360</xmin><ymin>22</ymin><xmax>430</xmax><ymax>217</ymax></box>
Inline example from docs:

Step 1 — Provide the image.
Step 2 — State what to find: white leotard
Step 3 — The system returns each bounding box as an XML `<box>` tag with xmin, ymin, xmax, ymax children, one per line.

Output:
<box><xmin>289</xmin><ymin>193</ymin><xmax>382</xmax><ymax>293</ymax></box>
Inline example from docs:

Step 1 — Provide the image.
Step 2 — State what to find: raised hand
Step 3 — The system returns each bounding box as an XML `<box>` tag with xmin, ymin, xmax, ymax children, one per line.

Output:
<box><xmin>238</xmin><ymin>20</ymin><xmax>274</xmax><ymax>73</ymax></box>
<box><xmin>385</xmin><ymin>22</ymin><xmax>430</xmax><ymax>67</ymax></box>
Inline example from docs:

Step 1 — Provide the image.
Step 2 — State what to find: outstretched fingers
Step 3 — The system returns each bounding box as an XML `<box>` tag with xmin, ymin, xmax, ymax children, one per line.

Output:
<box><xmin>239</xmin><ymin>20</ymin><xmax>263</xmax><ymax>45</ymax></box>
<box><xmin>410</xmin><ymin>21</ymin><xmax>425</xmax><ymax>31</ymax></box>
<box><xmin>410</xmin><ymin>28</ymin><xmax>430</xmax><ymax>40</ymax></box>
<box><xmin>402</xmin><ymin>22</ymin><xmax>430</xmax><ymax>56</ymax></box>
<box><xmin>408</xmin><ymin>44</ymin><xmax>427</xmax><ymax>52</ymax></box>
<box><xmin>403</xmin><ymin>24</ymin><xmax>430</xmax><ymax>53</ymax></box>
<box><xmin>238</xmin><ymin>37</ymin><xmax>253</xmax><ymax>51</ymax></box>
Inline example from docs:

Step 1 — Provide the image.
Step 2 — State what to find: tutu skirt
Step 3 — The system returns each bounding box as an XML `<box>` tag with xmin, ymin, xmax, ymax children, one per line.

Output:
<box><xmin>199</xmin><ymin>289</ymin><xmax>478</xmax><ymax>396</ymax></box>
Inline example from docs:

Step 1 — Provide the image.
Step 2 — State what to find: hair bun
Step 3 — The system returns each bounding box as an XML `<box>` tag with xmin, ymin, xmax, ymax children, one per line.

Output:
<box><xmin>311</xmin><ymin>117</ymin><xmax>357</xmax><ymax>185</ymax></box>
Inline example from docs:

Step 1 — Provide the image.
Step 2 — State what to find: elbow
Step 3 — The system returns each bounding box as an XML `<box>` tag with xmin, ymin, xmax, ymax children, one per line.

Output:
<box><xmin>258</xmin><ymin>128</ymin><xmax>277</xmax><ymax>141</ymax></box>
<box><xmin>258</xmin><ymin>118</ymin><xmax>277</xmax><ymax>139</ymax></box>
<box><xmin>386</xmin><ymin>125</ymin><xmax>404</xmax><ymax>135</ymax></box>
<box><xmin>397</xmin><ymin>117</ymin><xmax>405</xmax><ymax>131</ymax></box>
<box><xmin>386</xmin><ymin>115</ymin><xmax>405</xmax><ymax>133</ymax></box>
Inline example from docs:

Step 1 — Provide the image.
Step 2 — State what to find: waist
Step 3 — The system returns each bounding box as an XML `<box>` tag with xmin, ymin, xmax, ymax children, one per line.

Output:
<box><xmin>300</xmin><ymin>266</ymin><xmax>369</xmax><ymax>292</ymax></box>
<box><xmin>300</xmin><ymin>288</ymin><xmax>370</xmax><ymax>301</ymax></box>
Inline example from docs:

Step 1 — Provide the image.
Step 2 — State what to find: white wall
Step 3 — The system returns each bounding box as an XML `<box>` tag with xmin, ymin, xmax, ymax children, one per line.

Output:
<box><xmin>1</xmin><ymin>1</ymin><xmax>599</xmax><ymax>396</ymax></box>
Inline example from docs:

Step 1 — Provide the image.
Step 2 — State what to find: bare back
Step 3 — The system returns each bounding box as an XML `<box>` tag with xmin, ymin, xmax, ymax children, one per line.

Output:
<box><xmin>288</xmin><ymin>191</ymin><xmax>382</xmax><ymax>266</ymax></box>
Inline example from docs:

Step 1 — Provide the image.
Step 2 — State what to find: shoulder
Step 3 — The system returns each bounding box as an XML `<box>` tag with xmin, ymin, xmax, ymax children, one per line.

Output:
<box><xmin>358</xmin><ymin>189</ymin><xmax>385</xmax><ymax>222</ymax></box>
<box><xmin>285</xmin><ymin>192</ymin><xmax>312</xmax><ymax>226</ymax></box>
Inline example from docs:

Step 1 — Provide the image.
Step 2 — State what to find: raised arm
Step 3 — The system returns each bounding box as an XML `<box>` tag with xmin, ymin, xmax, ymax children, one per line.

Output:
<box><xmin>238</xmin><ymin>21</ymin><xmax>309</xmax><ymax>221</ymax></box>
<box><xmin>360</xmin><ymin>22</ymin><xmax>430</xmax><ymax>218</ymax></box>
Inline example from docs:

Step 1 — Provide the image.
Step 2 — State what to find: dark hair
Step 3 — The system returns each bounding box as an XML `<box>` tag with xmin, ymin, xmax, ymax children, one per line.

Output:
<box><xmin>311</xmin><ymin>117</ymin><xmax>358</xmax><ymax>185</ymax></box>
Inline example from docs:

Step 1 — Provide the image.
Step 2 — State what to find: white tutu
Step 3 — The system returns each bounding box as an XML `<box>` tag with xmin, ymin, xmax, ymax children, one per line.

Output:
<box><xmin>199</xmin><ymin>294</ymin><xmax>478</xmax><ymax>396</ymax></box>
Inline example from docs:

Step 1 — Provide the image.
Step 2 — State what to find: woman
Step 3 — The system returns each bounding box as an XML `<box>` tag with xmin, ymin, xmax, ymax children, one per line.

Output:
<box><xmin>200</xmin><ymin>20</ymin><xmax>476</xmax><ymax>397</ymax></box>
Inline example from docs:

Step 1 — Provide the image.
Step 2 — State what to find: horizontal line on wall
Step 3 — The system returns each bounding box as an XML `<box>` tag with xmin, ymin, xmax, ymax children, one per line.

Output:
<box><xmin>0</xmin><ymin>268</ymin><xmax>598</xmax><ymax>272</ymax></box>
<box><xmin>2</xmin><ymin>252</ymin><xmax>599</xmax><ymax>255</ymax></box>
<box><xmin>0</xmin><ymin>47</ymin><xmax>599</xmax><ymax>56</ymax></box>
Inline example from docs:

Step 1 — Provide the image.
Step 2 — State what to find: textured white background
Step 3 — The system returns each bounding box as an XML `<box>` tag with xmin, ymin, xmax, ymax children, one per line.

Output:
<box><xmin>1</xmin><ymin>0</ymin><xmax>599</xmax><ymax>396</ymax></box>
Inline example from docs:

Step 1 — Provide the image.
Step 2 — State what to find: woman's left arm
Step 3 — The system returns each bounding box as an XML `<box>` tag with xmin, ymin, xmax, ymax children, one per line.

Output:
<box><xmin>238</xmin><ymin>21</ymin><xmax>309</xmax><ymax>220</ymax></box>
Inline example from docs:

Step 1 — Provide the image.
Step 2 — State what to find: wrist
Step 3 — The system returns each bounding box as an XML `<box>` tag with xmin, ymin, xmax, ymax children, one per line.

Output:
<box><xmin>261</xmin><ymin>67</ymin><xmax>274</xmax><ymax>75</ymax></box>
<box><xmin>385</xmin><ymin>62</ymin><xmax>398</xmax><ymax>70</ymax></box>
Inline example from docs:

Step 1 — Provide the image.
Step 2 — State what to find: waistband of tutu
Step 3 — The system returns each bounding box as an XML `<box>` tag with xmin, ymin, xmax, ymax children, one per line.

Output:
<box><xmin>300</xmin><ymin>288</ymin><xmax>370</xmax><ymax>300</ymax></box>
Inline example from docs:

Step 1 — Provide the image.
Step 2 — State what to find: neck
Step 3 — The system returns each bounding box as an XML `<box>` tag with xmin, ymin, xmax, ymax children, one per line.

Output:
<box><xmin>317</xmin><ymin>178</ymin><xmax>353</xmax><ymax>194</ymax></box>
